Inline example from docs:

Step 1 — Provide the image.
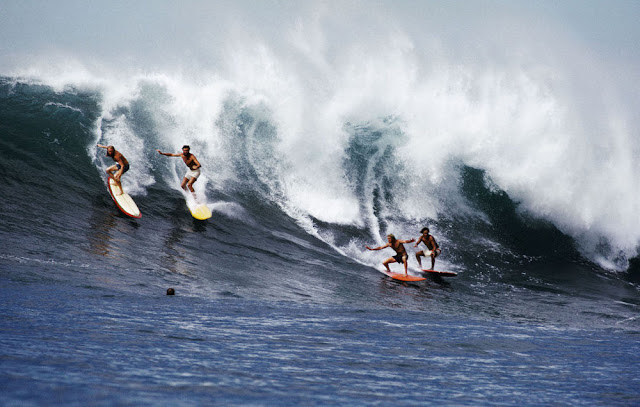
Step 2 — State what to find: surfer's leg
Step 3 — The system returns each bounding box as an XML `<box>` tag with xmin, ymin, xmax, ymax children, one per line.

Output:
<box><xmin>105</xmin><ymin>164</ymin><xmax>118</xmax><ymax>178</ymax></box>
<box><xmin>186</xmin><ymin>178</ymin><xmax>198</xmax><ymax>201</ymax></box>
<box><xmin>186</xmin><ymin>177</ymin><xmax>197</xmax><ymax>193</ymax></box>
<box><xmin>430</xmin><ymin>249</ymin><xmax>440</xmax><ymax>269</ymax></box>
<box><xmin>415</xmin><ymin>251</ymin><xmax>424</xmax><ymax>268</ymax></box>
<box><xmin>383</xmin><ymin>257</ymin><xmax>396</xmax><ymax>272</ymax></box>
<box><xmin>402</xmin><ymin>255</ymin><xmax>409</xmax><ymax>275</ymax></box>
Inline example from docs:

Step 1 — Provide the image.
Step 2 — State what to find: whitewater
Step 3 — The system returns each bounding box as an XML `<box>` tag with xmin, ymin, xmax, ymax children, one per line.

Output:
<box><xmin>4</xmin><ymin>1</ymin><xmax>639</xmax><ymax>269</ymax></box>
<box><xmin>1</xmin><ymin>1</ymin><xmax>639</xmax><ymax>405</ymax></box>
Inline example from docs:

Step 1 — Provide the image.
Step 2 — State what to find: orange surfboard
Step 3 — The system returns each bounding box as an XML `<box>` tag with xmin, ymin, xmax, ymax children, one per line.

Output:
<box><xmin>420</xmin><ymin>269</ymin><xmax>457</xmax><ymax>277</ymax></box>
<box><xmin>381</xmin><ymin>270</ymin><xmax>427</xmax><ymax>282</ymax></box>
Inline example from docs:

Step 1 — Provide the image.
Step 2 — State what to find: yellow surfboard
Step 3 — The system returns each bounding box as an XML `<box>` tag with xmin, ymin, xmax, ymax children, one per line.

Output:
<box><xmin>189</xmin><ymin>203</ymin><xmax>212</xmax><ymax>220</ymax></box>
<box><xmin>107</xmin><ymin>177</ymin><xmax>141</xmax><ymax>218</ymax></box>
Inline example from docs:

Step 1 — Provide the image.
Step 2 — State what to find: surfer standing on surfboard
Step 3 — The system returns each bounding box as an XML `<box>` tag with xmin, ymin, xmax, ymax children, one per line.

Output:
<box><xmin>414</xmin><ymin>227</ymin><xmax>441</xmax><ymax>270</ymax></box>
<box><xmin>156</xmin><ymin>145</ymin><xmax>202</xmax><ymax>200</ymax></box>
<box><xmin>366</xmin><ymin>234</ymin><xmax>415</xmax><ymax>276</ymax></box>
<box><xmin>97</xmin><ymin>144</ymin><xmax>129</xmax><ymax>184</ymax></box>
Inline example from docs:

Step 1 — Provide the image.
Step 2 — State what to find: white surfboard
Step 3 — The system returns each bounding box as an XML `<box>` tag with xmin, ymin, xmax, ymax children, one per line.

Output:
<box><xmin>107</xmin><ymin>177</ymin><xmax>141</xmax><ymax>218</ymax></box>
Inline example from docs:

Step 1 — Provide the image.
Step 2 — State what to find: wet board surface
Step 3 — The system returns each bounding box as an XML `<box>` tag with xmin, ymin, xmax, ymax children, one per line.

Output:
<box><xmin>107</xmin><ymin>177</ymin><xmax>141</xmax><ymax>218</ymax></box>
<box><xmin>381</xmin><ymin>270</ymin><xmax>427</xmax><ymax>282</ymax></box>
<box><xmin>189</xmin><ymin>203</ymin><xmax>212</xmax><ymax>220</ymax></box>
<box><xmin>420</xmin><ymin>269</ymin><xmax>458</xmax><ymax>277</ymax></box>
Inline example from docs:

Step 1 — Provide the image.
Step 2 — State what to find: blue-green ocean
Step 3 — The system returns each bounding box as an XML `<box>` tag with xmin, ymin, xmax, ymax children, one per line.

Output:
<box><xmin>2</xmin><ymin>2</ymin><xmax>640</xmax><ymax>405</ymax></box>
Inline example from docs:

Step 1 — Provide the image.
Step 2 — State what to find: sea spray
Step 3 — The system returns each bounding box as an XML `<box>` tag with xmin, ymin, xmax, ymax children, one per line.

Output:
<box><xmin>3</xmin><ymin>2</ymin><xmax>638</xmax><ymax>269</ymax></box>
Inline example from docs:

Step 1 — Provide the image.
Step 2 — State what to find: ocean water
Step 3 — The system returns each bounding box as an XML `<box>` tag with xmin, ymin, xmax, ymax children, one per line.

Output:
<box><xmin>1</xmin><ymin>1</ymin><xmax>640</xmax><ymax>405</ymax></box>
<box><xmin>2</xmin><ymin>281</ymin><xmax>639</xmax><ymax>406</ymax></box>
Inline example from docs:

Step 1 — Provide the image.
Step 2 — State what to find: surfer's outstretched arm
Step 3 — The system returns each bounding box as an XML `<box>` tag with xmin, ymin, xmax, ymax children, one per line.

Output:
<box><xmin>157</xmin><ymin>150</ymin><xmax>181</xmax><ymax>157</ymax></box>
<box><xmin>366</xmin><ymin>243</ymin><xmax>390</xmax><ymax>251</ymax></box>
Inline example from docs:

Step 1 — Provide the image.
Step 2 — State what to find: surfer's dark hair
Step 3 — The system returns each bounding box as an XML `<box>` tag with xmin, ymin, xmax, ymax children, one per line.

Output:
<box><xmin>420</xmin><ymin>227</ymin><xmax>429</xmax><ymax>233</ymax></box>
<box><xmin>182</xmin><ymin>145</ymin><xmax>190</xmax><ymax>150</ymax></box>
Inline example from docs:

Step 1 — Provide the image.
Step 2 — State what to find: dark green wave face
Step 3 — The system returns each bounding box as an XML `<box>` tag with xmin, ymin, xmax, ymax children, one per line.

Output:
<box><xmin>1</xmin><ymin>76</ymin><xmax>638</xmax><ymax>332</ymax></box>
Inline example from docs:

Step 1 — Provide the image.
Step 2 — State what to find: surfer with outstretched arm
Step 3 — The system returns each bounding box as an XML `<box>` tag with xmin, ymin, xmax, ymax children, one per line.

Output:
<box><xmin>97</xmin><ymin>144</ymin><xmax>129</xmax><ymax>184</ymax></box>
<box><xmin>156</xmin><ymin>145</ymin><xmax>202</xmax><ymax>200</ymax></box>
<box><xmin>366</xmin><ymin>234</ymin><xmax>415</xmax><ymax>276</ymax></box>
<box><xmin>414</xmin><ymin>227</ymin><xmax>441</xmax><ymax>270</ymax></box>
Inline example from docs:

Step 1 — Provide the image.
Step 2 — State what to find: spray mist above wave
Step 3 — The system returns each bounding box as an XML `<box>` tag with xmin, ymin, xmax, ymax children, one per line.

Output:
<box><xmin>3</xmin><ymin>2</ymin><xmax>639</xmax><ymax>269</ymax></box>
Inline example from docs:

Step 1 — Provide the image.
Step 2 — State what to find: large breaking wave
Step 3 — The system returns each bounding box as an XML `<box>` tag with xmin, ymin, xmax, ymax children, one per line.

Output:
<box><xmin>1</xmin><ymin>1</ymin><xmax>639</xmax><ymax>273</ymax></box>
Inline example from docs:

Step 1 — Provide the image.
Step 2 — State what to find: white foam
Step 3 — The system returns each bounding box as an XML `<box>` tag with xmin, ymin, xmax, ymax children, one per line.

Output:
<box><xmin>4</xmin><ymin>2</ymin><xmax>639</xmax><ymax>268</ymax></box>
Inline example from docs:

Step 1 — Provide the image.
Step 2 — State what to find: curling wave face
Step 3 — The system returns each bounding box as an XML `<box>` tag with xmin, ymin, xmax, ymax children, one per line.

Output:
<box><xmin>1</xmin><ymin>1</ymin><xmax>639</xmax><ymax>328</ymax></box>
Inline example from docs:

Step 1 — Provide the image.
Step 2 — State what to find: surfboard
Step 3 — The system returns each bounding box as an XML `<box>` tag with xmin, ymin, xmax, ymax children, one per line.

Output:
<box><xmin>381</xmin><ymin>270</ymin><xmax>427</xmax><ymax>282</ymax></box>
<box><xmin>189</xmin><ymin>203</ymin><xmax>212</xmax><ymax>220</ymax></box>
<box><xmin>420</xmin><ymin>269</ymin><xmax>458</xmax><ymax>277</ymax></box>
<box><xmin>107</xmin><ymin>177</ymin><xmax>141</xmax><ymax>218</ymax></box>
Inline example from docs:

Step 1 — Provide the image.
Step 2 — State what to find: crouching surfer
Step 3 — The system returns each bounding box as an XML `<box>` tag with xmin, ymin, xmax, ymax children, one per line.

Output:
<box><xmin>97</xmin><ymin>144</ymin><xmax>129</xmax><ymax>189</ymax></box>
<box><xmin>366</xmin><ymin>234</ymin><xmax>415</xmax><ymax>276</ymax></box>
<box><xmin>414</xmin><ymin>227</ymin><xmax>441</xmax><ymax>270</ymax></box>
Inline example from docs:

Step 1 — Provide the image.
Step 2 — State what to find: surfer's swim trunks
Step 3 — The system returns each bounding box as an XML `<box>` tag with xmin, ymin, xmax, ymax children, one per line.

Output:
<box><xmin>185</xmin><ymin>168</ymin><xmax>201</xmax><ymax>180</ymax></box>
<box><xmin>116</xmin><ymin>163</ymin><xmax>130</xmax><ymax>174</ymax></box>
<box><xmin>393</xmin><ymin>253</ymin><xmax>406</xmax><ymax>263</ymax></box>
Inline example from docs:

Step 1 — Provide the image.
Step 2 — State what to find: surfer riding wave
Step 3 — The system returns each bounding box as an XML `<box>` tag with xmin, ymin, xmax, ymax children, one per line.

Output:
<box><xmin>97</xmin><ymin>144</ymin><xmax>129</xmax><ymax>185</ymax></box>
<box><xmin>157</xmin><ymin>145</ymin><xmax>202</xmax><ymax>200</ymax></box>
<box><xmin>366</xmin><ymin>234</ymin><xmax>416</xmax><ymax>276</ymax></box>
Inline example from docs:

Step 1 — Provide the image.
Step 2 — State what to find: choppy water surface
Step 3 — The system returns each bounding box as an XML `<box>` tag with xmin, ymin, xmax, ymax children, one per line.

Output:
<box><xmin>2</xmin><ymin>1</ymin><xmax>640</xmax><ymax>404</ymax></box>
<box><xmin>2</xmin><ymin>277</ymin><xmax>639</xmax><ymax>406</ymax></box>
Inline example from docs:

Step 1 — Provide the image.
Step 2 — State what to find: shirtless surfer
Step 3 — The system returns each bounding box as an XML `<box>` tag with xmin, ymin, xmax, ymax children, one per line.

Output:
<box><xmin>156</xmin><ymin>145</ymin><xmax>202</xmax><ymax>199</ymax></box>
<box><xmin>414</xmin><ymin>227</ymin><xmax>441</xmax><ymax>270</ymax></box>
<box><xmin>366</xmin><ymin>234</ymin><xmax>415</xmax><ymax>276</ymax></box>
<box><xmin>97</xmin><ymin>144</ymin><xmax>129</xmax><ymax>185</ymax></box>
